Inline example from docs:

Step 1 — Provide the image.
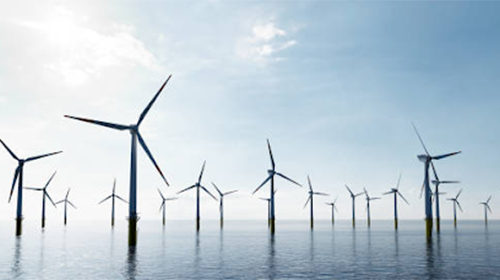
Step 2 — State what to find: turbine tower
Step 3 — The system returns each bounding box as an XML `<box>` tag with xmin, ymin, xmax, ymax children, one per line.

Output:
<box><xmin>259</xmin><ymin>189</ymin><xmax>276</xmax><ymax>227</ymax></box>
<box><xmin>446</xmin><ymin>189</ymin><xmax>463</xmax><ymax>227</ymax></box>
<box><xmin>412</xmin><ymin>123</ymin><xmax>461</xmax><ymax>239</ymax></box>
<box><xmin>303</xmin><ymin>176</ymin><xmax>328</xmax><ymax>229</ymax></box>
<box><xmin>480</xmin><ymin>196</ymin><xmax>492</xmax><ymax>225</ymax></box>
<box><xmin>177</xmin><ymin>161</ymin><xmax>217</xmax><ymax>231</ymax></box>
<box><xmin>158</xmin><ymin>189</ymin><xmax>177</xmax><ymax>226</ymax></box>
<box><xmin>325</xmin><ymin>197</ymin><xmax>338</xmax><ymax>225</ymax></box>
<box><xmin>65</xmin><ymin>76</ymin><xmax>171</xmax><ymax>245</ymax></box>
<box><xmin>0</xmin><ymin>138</ymin><xmax>62</xmax><ymax>235</ymax></box>
<box><xmin>98</xmin><ymin>178</ymin><xmax>128</xmax><ymax>227</ymax></box>
<box><xmin>25</xmin><ymin>171</ymin><xmax>58</xmax><ymax>228</ymax></box>
<box><xmin>430</xmin><ymin>167</ymin><xmax>459</xmax><ymax>232</ymax></box>
<box><xmin>55</xmin><ymin>188</ymin><xmax>77</xmax><ymax>225</ymax></box>
<box><xmin>364</xmin><ymin>188</ymin><xmax>380</xmax><ymax>227</ymax></box>
<box><xmin>345</xmin><ymin>185</ymin><xmax>363</xmax><ymax>227</ymax></box>
<box><xmin>212</xmin><ymin>182</ymin><xmax>237</xmax><ymax>228</ymax></box>
<box><xmin>253</xmin><ymin>139</ymin><xmax>302</xmax><ymax>233</ymax></box>
<box><xmin>383</xmin><ymin>173</ymin><xmax>409</xmax><ymax>230</ymax></box>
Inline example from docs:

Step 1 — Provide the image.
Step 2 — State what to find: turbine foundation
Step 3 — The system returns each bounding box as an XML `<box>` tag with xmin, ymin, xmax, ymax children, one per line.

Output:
<box><xmin>128</xmin><ymin>218</ymin><xmax>138</xmax><ymax>246</ymax></box>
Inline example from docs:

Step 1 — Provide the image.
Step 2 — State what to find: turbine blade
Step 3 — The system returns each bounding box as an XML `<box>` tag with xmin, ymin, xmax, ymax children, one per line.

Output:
<box><xmin>137</xmin><ymin>133</ymin><xmax>169</xmax><ymax>186</ymax></box>
<box><xmin>253</xmin><ymin>175</ymin><xmax>272</xmax><ymax>194</ymax></box>
<box><xmin>303</xmin><ymin>196</ymin><xmax>311</xmax><ymax>209</ymax></box>
<box><xmin>432</xmin><ymin>151</ymin><xmax>462</xmax><ymax>160</ymax></box>
<box><xmin>456</xmin><ymin>189</ymin><xmax>463</xmax><ymax>199</ymax></box>
<box><xmin>67</xmin><ymin>201</ymin><xmax>77</xmax><ymax>209</ymax></box>
<box><xmin>334</xmin><ymin>205</ymin><xmax>339</xmax><ymax>213</ymax></box>
<box><xmin>165</xmin><ymin>197</ymin><xmax>178</xmax><ymax>201</ymax></box>
<box><xmin>45</xmin><ymin>192</ymin><xmax>57</xmax><ymax>207</ymax></box>
<box><xmin>24</xmin><ymin>187</ymin><xmax>43</xmax><ymax>191</ymax></box>
<box><xmin>430</xmin><ymin>161</ymin><xmax>439</xmax><ymax>182</ymax></box>
<box><xmin>411</xmin><ymin>122</ymin><xmax>430</xmax><ymax>156</ymax></box>
<box><xmin>212</xmin><ymin>182</ymin><xmax>223</xmax><ymax>197</ymax></box>
<box><xmin>64</xmin><ymin>115</ymin><xmax>129</xmax><ymax>131</ymax></box>
<box><xmin>115</xmin><ymin>195</ymin><xmax>128</xmax><ymax>203</ymax></box>
<box><xmin>334</xmin><ymin>196</ymin><xmax>338</xmax><ymax>204</ymax></box>
<box><xmin>419</xmin><ymin>180</ymin><xmax>425</xmax><ymax>199</ymax></box>
<box><xmin>66</xmin><ymin>188</ymin><xmax>71</xmax><ymax>199</ymax></box>
<box><xmin>178</xmin><ymin>185</ymin><xmax>196</xmax><ymax>194</ymax></box>
<box><xmin>26</xmin><ymin>151</ymin><xmax>62</xmax><ymax>162</ymax></box>
<box><xmin>8</xmin><ymin>166</ymin><xmax>20</xmax><ymax>203</ymax></box>
<box><xmin>487</xmin><ymin>204</ymin><xmax>492</xmax><ymax>213</ymax></box>
<box><xmin>345</xmin><ymin>185</ymin><xmax>354</xmax><ymax>196</ymax></box>
<box><xmin>0</xmin><ymin>138</ymin><xmax>19</xmax><ymax>160</ymax></box>
<box><xmin>201</xmin><ymin>185</ymin><xmax>217</xmax><ymax>200</ymax></box>
<box><xmin>355</xmin><ymin>192</ymin><xmax>364</xmax><ymax>197</ymax></box>
<box><xmin>44</xmin><ymin>171</ymin><xmax>57</xmax><ymax>189</ymax></box>
<box><xmin>313</xmin><ymin>192</ymin><xmax>329</xmax><ymax>196</ymax></box>
<box><xmin>137</xmin><ymin>75</ymin><xmax>172</xmax><ymax>125</ymax></box>
<box><xmin>275</xmin><ymin>172</ymin><xmax>302</xmax><ymax>187</ymax></box>
<box><xmin>198</xmin><ymin>161</ymin><xmax>206</xmax><ymax>184</ymax></box>
<box><xmin>158</xmin><ymin>188</ymin><xmax>165</xmax><ymax>200</ymax></box>
<box><xmin>383</xmin><ymin>191</ymin><xmax>393</xmax><ymax>195</ymax></box>
<box><xmin>224</xmin><ymin>190</ymin><xmax>238</xmax><ymax>196</ymax></box>
<box><xmin>398</xmin><ymin>192</ymin><xmax>410</xmax><ymax>205</ymax></box>
<box><xmin>159</xmin><ymin>201</ymin><xmax>165</xmax><ymax>212</ymax></box>
<box><xmin>396</xmin><ymin>173</ymin><xmax>402</xmax><ymax>190</ymax></box>
<box><xmin>456</xmin><ymin>201</ymin><xmax>463</xmax><ymax>212</ymax></box>
<box><xmin>307</xmin><ymin>175</ymin><xmax>312</xmax><ymax>192</ymax></box>
<box><xmin>113</xmin><ymin>178</ymin><xmax>116</xmax><ymax>194</ymax></box>
<box><xmin>267</xmin><ymin>139</ymin><xmax>275</xmax><ymax>170</ymax></box>
<box><xmin>441</xmin><ymin>181</ymin><xmax>460</xmax><ymax>184</ymax></box>
<box><xmin>55</xmin><ymin>200</ymin><xmax>65</xmax><ymax>205</ymax></box>
<box><xmin>487</xmin><ymin>196</ymin><xmax>492</xmax><ymax>204</ymax></box>
<box><xmin>98</xmin><ymin>195</ymin><xmax>112</xmax><ymax>204</ymax></box>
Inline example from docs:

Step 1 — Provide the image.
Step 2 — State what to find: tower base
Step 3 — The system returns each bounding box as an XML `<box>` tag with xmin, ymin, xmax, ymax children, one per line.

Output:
<box><xmin>15</xmin><ymin>218</ymin><xmax>22</xmax><ymax>236</ymax></box>
<box><xmin>128</xmin><ymin>217</ymin><xmax>138</xmax><ymax>246</ymax></box>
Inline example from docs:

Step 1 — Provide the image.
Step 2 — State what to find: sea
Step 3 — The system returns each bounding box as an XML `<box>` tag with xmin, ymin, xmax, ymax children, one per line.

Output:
<box><xmin>0</xmin><ymin>219</ymin><xmax>499</xmax><ymax>279</ymax></box>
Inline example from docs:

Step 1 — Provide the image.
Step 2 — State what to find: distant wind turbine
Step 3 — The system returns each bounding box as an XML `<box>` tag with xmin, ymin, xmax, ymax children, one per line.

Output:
<box><xmin>25</xmin><ymin>171</ymin><xmax>58</xmax><ymax>228</ymax></box>
<box><xmin>0</xmin><ymin>138</ymin><xmax>62</xmax><ymax>235</ymax></box>
<box><xmin>303</xmin><ymin>176</ymin><xmax>328</xmax><ymax>229</ymax></box>
<box><xmin>412</xmin><ymin>122</ymin><xmax>461</xmax><ymax>239</ymax></box>
<box><xmin>325</xmin><ymin>197</ymin><xmax>339</xmax><ymax>225</ymax></box>
<box><xmin>446</xmin><ymin>189</ymin><xmax>463</xmax><ymax>227</ymax></box>
<box><xmin>259</xmin><ymin>189</ymin><xmax>277</xmax><ymax>227</ymax></box>
<box><xmin>364</xmin><ymin>188</ymin><xmax>380</xmax><ymax>227</ymax></box>
<box><xmin>99</xmin><ymin>179</ymin><xmax>128</xmax><ymax>227</ymax></box>
<box><xmin>345</xmin><ymin>185</ymin><xmax>363</xmax><ymax>227</ymax></box>
<box><xmin>383</xmin><ymin>173</ymin><xmax>409</xmax><ymax>230</ymax></box>
<box><xmin>158</xmin><ymin>189</ymin><xmax>177</xmax><ymax>226</ymax></box>
<box><xmin>430</xmin><ymin>167</ymin><xmax>460</xmax><ymax>232</ymax></box>
<box><xmin>177</xmin><ymin>161</ymin><xmax>217</xmax><ymax>231</ymax></box>
<box><xmin>55</xmin><ymin>188</ymin><xmax>77</xmax><ymax>225</ymax></box>
<box><xmin>480</xmin><ymin>196</ymin><xmax>492</xmax><ymax>225</ymax></box>
<box><xmin>212</xmin><ymin>182</ymin><xmax>237</xmax><ymax>228</ymax></box>
<box><xmin>65</xmin><ymin>75</ymin><xmax>171</xmax><ymax>245</ymax></box>
<box><xmin>253</xmin><ymin>139</ymin><xmax>302</xmax><ymax>233</ymax></box>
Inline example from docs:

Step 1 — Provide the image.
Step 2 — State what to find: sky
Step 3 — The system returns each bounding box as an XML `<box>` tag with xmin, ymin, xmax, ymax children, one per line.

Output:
<box><xmin>0</xmin><ymin>0</ymin><xmax>500</xmax><ymax>224</ymax></box>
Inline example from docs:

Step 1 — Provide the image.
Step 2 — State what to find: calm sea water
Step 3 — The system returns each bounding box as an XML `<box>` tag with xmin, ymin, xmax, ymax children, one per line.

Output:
<box><xmin>0</xmin><ymin>220</ymin><xmax>499</xmax><ymax>279</ymax></box>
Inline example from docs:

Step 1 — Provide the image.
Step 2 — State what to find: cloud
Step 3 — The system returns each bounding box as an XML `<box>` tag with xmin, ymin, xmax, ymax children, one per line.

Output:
<box><xmin>236</xmin><ymin>21</ymin><xmax>298</xmax><ymax>63</ymax></box>
<box><xmin>19</xmin><ymin>7</ymin><xmax>159</xmax><ymax>87</ymax></box>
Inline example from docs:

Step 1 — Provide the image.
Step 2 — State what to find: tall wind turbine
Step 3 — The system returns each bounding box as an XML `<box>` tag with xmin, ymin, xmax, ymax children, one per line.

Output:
<box><xmin>412</xmin><ymin>123</ymin><xmax>461</xmax><ymax>239</ymax></box>
<box><xmin>0</xmin><ymin>138</ymin><xmax>62</xmax><ymax>235</ymax></box>
<box><xmin>325</xmin><ymin>197</ymin><xmax>338</xmax><ymax>225</ymax></box>
<box><xmin>430</xmin><ymin>168</ymin><xmax>459</xmax><ymax>232</ymax></box>
<box><xmin>158</xmin><ymin>189</ymin><xmax>177</xmax><ymax>226</ymax></box>
<box><xmin>253</xmin><ymin>139</ymin><xmax>302</xmax><ymax>233</ymax></box>
<box><xmin>65</xmin><ymin>76</ymin><xmax>171</xmax><ymax>245</ymax></box>
<box><xmin>383</xmin><ymin>173</ymin><xmax>409</xmax><ymax>230</ymax></box>
<box><xmin>303</xmin><ymin>176</ymin><xmax>328</xmax><ymax>229</ymax></box>
<box><xmin>364</xmin><ymin>188</ymin><xmax>380</xmax><ymax>227</ymax></box>
<box><xmin>99</xmin><ymin>179</ymin><xmax>128</xmax><ymax>227</ymax></box>
<box><xmin>446</xmin><ymin>189</ymin><xmax>463</xmax><ymax>227</ymax></box>
<box><xmin>345</xmin><ymin>185</ymin><xmax>363</xmax><ymax>227</ymax></box>
<box><xmin>177</xmin><ymin>161</ymin><xmax>217</xmax><ymax>231</ymax></box>
<box><xmin>55</xmin><ymin>188</ymin><xmax>77</xmax><ymax>225</ymax></box>
<box><xmin>212</xmin><ymin>182</ymin><xmax>237</xmax><ymax>228</ymax></box>
<box><xmin>25</xmin><ymin>171</ymin><xmax>58</xmax><ymax>228</ymax></box>
<box><xmin>480</xmin><ymin>196</ymin><xmax>492</xmax><ymax>225</ymax></box>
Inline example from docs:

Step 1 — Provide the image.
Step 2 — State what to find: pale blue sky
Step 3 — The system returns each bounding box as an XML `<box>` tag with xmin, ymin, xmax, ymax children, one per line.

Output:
<box><xmin>0</xmin><ymin>0</ymin><xmax>499</xmax><ymax>223</ymax></box>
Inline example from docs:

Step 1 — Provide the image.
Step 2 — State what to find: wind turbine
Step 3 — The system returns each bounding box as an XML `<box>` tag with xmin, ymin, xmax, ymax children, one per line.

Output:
<box><xmin>412</xmin><ymin>123</ymin><xmax>461</xmax><ymax>239</ymax></box>
<box><xmin>55</xmin><ymin>188</ymin><xmax>77</xmax><ymax>225</ymax></box>
<box><xmin>158</xmin><ymin>189</ymin><xmax>177</xmax><ymax>226</ymax></box>
<box><xmin>303</xmin><ymin>176</ymin><xmax>328</xmax><ymax>229</ymax></box>
<box><xmin>99</xmin><ymin>178</ymin><xmax>128</xmax><ymax>227</ymax></box>
<box><xmin>383</xmin><ymin>173</ymin><xmax>409</xmax><ymax>230</ymax></box>
<box><xmin>253</xmin><ymin>139</ymin><xmax>302</xmax><ymax>233</ymax></box>
<box><xmin>345</xmin><ymin>185</ymin><xmax>363</xmax><ymax>227</ymax></box>
<box><xmin>480</xmin><ymin>196</ymin><xmax>492</xmax><ymax>225</ymax></box>
<box><xmin>65</xmin><ymin>76</ymin><xmax>171</xmax><ymax>245</ymax></box>
<box><xmin>364</xmin><ymin>188</ymin><xmax>380</xmax><ymax>227</ymax></box>
<box><xmin>25</xmin><ymin>171</ymin><xmax>58</xmax><ymax>228</ymax></box>
<box><xmin>177</xmin><ymin>161</ymin><xmax>217</xmax><ymax>231</ymax></box>
<box><xmin>446</xmin><ymin>189</ymin><xmax>463</xmax><ymax>227</ymax></box>
<box><xmin>0</xmin><ymin>138</ymin><xmax>62</xmax><ymax>235</ymax></box>
<box><xmin>325</xmin><ymin>197</ymin><xmax>339</xmax><ymax>225</ymax></box>
<box><xmin>212</xmin><ymin>182</ymin><xmax>237</xmax><ymax>228</ymax></box>
<box><xmin>430</xmin><ymin>168</ymin><xmax>460</xmax><ymax>232</ymax></box>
